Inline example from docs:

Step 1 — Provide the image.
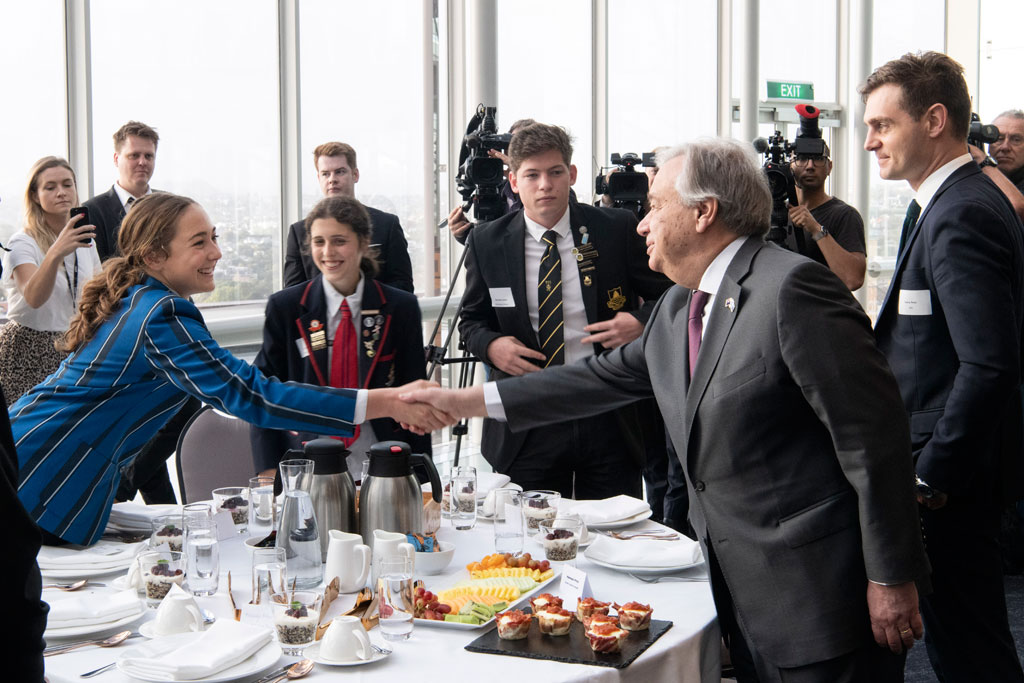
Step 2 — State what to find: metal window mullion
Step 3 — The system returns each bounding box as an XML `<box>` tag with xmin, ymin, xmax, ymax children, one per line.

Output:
<box><xmin>278</xmin><ymin>0</ymin><xmax>302</xmax><ymax>290</ymax></box>
<box><xmin>65</xmin><ymin>0</ymin><xmax>93</xmax><ymax>197</ymax></box>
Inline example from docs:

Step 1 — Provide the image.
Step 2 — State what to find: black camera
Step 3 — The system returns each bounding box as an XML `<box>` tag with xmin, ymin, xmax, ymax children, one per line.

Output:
<box><xmin>456</xmin><ymin>104</ymin><xmax>513</xmax><ymax>223</ymax></box>
<box><xmin>968</xmin><ymin>112</ymin><xmax>1000</xmax><ymax>149</ymax></box>
<box><xmin>595</xmin><ymin>152</ymin><xmax>655</xmax><ymax>217</ymax></box>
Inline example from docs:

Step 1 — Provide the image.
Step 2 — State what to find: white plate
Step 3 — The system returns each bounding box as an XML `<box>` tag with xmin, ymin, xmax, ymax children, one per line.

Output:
<box><xmin>529</xmin><ymin>530</ymin><xmax>594</xmax><ymax>550</ymax></box>
<box><xmin>586</xmin><ymin>508</ymin><xmax>653</xmax><ymax>530</ymax></box>
<box><xmin>305</xmin><ymin>641</ymin><xmax>390</xmax><ymax>666</ymax></box>
<box><xmin>41</xmin><ymin>563</ymin><xmax>136</xmax><ymax>579</ymax></box>
<box><xmin>584</xmin><ymin>553</ymin><xmax>704</xmax><ymax>575</ymax></box>
<box><xmin>139</xmin><ymin>621</ymin><xmax>208</xmax><ymax>639</ymax></box>
<box><xmin>44</xmin><ymin>608</ymin><xmax>146</xmax><ymax>638</ymax></box>
<box><xmin>116</xmin><ymin>632</ymin><xmax>279</xmax><ymax>682</ymax></box>
<box><xmin>415</xmin><ymin>571</ymin><xmax>559</xmax><ymax>630</ymax></box>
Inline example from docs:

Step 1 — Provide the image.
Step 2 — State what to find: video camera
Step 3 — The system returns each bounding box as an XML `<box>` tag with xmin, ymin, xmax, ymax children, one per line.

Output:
<box><xmin>753</xmin><ymin>104</ymin><xmax>825</xmax><ymax>247</ymax></box>
<box><xmin>456</xmin><ymin>104</ymin><xmax>513</xmax><ymax>223</ymax></box>
<box><xmin>968</xmin><ymin>112</ymin><xmax>1000</xmax><ymax>149</ymax></box>
<box><xmin>594</xmin><ymin>152</ymin><xmax>655</xmax><ymax>217</ymax></box>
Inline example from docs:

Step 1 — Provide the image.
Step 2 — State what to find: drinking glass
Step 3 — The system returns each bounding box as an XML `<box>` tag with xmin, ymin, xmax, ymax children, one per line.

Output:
<box><xmin>248</xmin><ymin>476</ymin><xmax>276</xmax><ymax>530</ymax></box>
<box><xmin>492</xmin><ymin>488</ymin><xmax>524</xmax><ymax>555</ymax></box>
<box><xmin>270</xmin><ymin>590</ymin><xmax>322</xmax><ymax>656</ymax></box>
<box><xmin>138</xmin><ymin>550</ymin><xmax>186</xmax><ymax>608</ymax></box>
<box><xmin>150</xmin><ymin>513</ymin><xmax>184</xmax><ymax>552</ymax></box>
<box><xmin>183</xmin><ymin>504</ymin><xmax>219</xmax><ymax>596</ymax></box>
<box><xmin>522</xmin><ymin>490</ymin><xmax>561</xmax><ymax>531</ymax></box>
<box><xmin>251</xmin><ymin>547</ymin><xmax>287</xmax><ymax>607</ymax></box>
<box><xmin>212</xmin><ymin>486</ymin><xmax>249</xmax><ymax>534</ymax></box>
<box><xmin>451</xmin><ymin>465</ymin><xmax>477</xmax><ymax>531</ymax></box>
<box><xmin>538</xmin><ymin>516</ymin><xmax>584</xmax><ymax>568</ymax></box>
<box><xmin>376</xmin><ymin>556</ymin><xmax>414</xmax><ymax>641</ymax></box>
<box><xmin>360</xmin><ymin>459</ymin><xmax>370</xmax><ymax>485</ymax></box>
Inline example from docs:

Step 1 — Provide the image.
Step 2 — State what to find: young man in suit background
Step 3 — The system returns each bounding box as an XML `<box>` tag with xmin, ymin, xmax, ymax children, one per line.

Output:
<box><xmin>864</xmin><ymin>51</ymin><xmax>1024</xmax><ymax>682</ymax></box>
<box><xmin>85</xmin><ymin>120</ymin><xmax>158</xmax><ymax>261</ymax></box>
<box><xmin>283</xmin><ymin>142</ymin><xmax>414</xmax><ymax>292</ymax></box>
<box><xmin>458</xmin><ymin>122</ymin><xmax>670</xmax><ymax>499</ymax></box>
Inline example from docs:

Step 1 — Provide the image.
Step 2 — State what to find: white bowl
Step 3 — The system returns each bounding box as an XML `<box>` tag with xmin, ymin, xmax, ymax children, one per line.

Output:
<box><xmin>414</xmin><ymin>541</ymin><xmax>455</xmax><ymax>575</ymax></box>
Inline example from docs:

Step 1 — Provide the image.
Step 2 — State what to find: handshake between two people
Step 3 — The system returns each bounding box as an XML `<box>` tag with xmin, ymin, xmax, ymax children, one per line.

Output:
<box><xmin>366</xmin><ymin>380</ymin><xmax>488</xmax><ymax>435</ymax></box>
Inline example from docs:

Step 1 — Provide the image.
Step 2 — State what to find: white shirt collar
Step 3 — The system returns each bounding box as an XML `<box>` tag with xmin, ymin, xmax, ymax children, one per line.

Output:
<box><xmin>914</xmin><ymin>153</ymin><xmax>972</xmax><ymax>212</ymax></box>
<box><xmin>697</xmin><ymin>236</ymin><xmax>748</xmax><ymax>296</ymax></box>
<box><xmin>522</xmin><ymin>207</ymin><xmax>571</xmax><ymax>243</ymax></box>
<box><xmin>113</xmin><ymin>182</ymin><xmax>152</xmax><ymax>209</ymax></box>
<box><xmin>323</xmin><ymin>273</ymin><xmax>364</xmax><ymax>316</ymax></box>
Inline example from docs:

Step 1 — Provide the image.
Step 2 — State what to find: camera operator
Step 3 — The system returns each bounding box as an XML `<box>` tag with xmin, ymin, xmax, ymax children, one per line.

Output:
<box><xmin>967</xmin><ymin>110</ymin><xmax>1024</xmax><ymax>220</ymax></box>
<box><xmin>786</xmin><ymin>143</ymin><xmax>867</xmax><ymax>290</ymax></box>
<box><xmin>596</xmin><ymin>146</ymin><xmax>666</xmax><ymax>210</ymax></box>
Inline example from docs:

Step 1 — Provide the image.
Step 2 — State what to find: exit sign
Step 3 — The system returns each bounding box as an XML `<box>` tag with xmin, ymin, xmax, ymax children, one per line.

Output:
<box><xmin>766</xmin><ymin>80</ymin><xmax>814</xmax><ymax>101</ymax></box>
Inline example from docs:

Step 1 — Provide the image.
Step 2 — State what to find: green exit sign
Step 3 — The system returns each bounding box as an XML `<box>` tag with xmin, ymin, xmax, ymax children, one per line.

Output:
<box><xmin>766</xmin><ymin>80</ymin><xmax>814</xmax><ymax>101</ymax></box>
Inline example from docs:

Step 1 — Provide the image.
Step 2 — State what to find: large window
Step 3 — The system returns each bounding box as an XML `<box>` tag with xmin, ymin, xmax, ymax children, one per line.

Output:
<box><xmin>89</xmin><ymin>0</ymin><xmax>282</xmax><ymax>305</ymax></box>
<box><xmin>979</xmin><ymin>0</ymin><xmax>1024</xmax><ymax>121</ymax></box>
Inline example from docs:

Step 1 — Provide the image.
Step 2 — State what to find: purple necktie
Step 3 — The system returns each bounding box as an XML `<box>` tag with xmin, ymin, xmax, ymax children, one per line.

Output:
<box><xmin>688</xmin><ymin>290</ymin><xmax>710</xmax><ymax>379</ymax></box>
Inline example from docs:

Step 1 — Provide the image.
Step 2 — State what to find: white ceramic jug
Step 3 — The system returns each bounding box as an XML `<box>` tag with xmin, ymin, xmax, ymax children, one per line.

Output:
<box><xmin>372</xmin><ymin>529</ymin><xmax>415</xmax><ymax>581</ymax></box>
<box><xmin>324</xmin><ymin>530</ymin><xmax>371</xmax><ymax>593</ymax></box>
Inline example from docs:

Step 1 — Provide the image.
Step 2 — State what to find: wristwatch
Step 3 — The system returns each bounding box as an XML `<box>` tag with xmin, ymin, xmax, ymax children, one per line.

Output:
<box><xmin>812</xmin><ymin>226</ymin><xmax>830</xmax><ymax>243</ymax></box>
<box><xmin>979</xmin><ymin>156</ymin><xmax>998</xmax><ymax>169</ymax></box>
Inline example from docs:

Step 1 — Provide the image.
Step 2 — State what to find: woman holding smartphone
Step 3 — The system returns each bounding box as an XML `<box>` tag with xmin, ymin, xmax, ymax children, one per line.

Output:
<box><xmin>10</xmin><ymin>192</ymin><xmax>448</xmax><ymax>546</ymax></box>
<box><xmin>0</xmin><ymin>156</ymin><xmax>99</xmax><ymax>405</ymax></box>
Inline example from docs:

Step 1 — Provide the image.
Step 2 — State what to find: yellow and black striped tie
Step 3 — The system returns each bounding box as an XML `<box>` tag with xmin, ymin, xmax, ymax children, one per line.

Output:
<box><xmin>537</xmin><ymin>229</ymin><xmax>564</xmax><ymax>367</ymax></box>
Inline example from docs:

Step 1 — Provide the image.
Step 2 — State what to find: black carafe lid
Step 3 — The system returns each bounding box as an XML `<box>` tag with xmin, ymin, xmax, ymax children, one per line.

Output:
<box><xmin>303</xmin><ymin>438</ymin><xmax>350</xmax><ymax>475</ymax></box>
<box><xmin>367</xmin><ymin>441</ymin><xmax>411</xmax><ymax>477</ymax></box>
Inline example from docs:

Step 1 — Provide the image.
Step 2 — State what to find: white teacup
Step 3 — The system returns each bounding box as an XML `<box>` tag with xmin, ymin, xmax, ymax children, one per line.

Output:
<box><xmin>320</xmin><ymin>615</ymin><xmax>372</xmax><ymax>662</ymax></box>
<box><xmin>152</xmin><ymin>584</ymin><xmax>204</xmax><ymax>636</ymax></box>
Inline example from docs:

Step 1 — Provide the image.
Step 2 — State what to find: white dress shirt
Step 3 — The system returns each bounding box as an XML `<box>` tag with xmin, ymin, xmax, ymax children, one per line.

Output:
<box><xmin>914</xmin><ymin>153</ymin><xmax>972</xmax><ymax>213</ymax></box>
<box><xmin>113</xmin><ymin>182</ymin><xmax>151</xmax><ymax>210</ymax></box>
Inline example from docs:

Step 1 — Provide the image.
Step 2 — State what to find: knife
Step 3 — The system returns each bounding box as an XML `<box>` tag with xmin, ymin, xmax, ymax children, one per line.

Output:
<box><xmin>251</xmin><ymin>664</ymin><xmax>293</xmax><ymax>683</ymax></box>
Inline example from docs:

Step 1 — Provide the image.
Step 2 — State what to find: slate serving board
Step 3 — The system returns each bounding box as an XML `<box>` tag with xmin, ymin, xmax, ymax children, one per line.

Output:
<box><xmin>464</xmin><ymin>611</ymin><xmax>673</xmax><ymax>669</ymax></box>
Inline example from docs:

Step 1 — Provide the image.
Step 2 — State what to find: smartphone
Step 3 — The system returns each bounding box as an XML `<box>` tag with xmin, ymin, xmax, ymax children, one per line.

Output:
<box><xmin>70</xmin><ymin>206</ymin><xmax>91</xmax><ymax>244</ymax></box>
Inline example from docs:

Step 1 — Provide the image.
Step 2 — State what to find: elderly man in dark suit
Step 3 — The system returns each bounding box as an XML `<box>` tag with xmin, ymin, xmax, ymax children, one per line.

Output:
<box><xmin>863</xmin><ymin>51</ymin><xmax>1024</xmax><ymax>682</ymax></box>
<box><xmin>283</xmin><ymin>141</ymin><xmax>414</xmax><ymax>292</ymax></box>
<box><xmin>403</xmin><ymin>137</ymin><xmax>930</xmax><ymax>681</ymax></box>
<box><xmin>458</xmin><ymin>123</ymin><xmax>670</xmax><ymax>499</ymax></box>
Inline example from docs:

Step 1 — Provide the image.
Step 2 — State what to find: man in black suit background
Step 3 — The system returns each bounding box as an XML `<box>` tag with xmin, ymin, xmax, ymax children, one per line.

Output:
<box><xmin>864</xmin><ymin>51</ymin><xmax>1024</xmax><ymax>681</ymax></box>
<box><xmin>284</xmin><ymin>142</ymin><xmax>414</xmax><ymax>292</ymax></box>
<box><xmin>84</xmin><ymin>120</ymin><xmax>158</xmax><ymax>261</ymax></box>
<box><xmin>458</xmin><ymin>122</ymin><xmax>670</xmax><ymax>499</ymax></box>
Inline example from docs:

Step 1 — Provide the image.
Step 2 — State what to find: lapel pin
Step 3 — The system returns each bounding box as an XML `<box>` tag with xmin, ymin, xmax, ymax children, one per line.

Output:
<box><xmin>724</xmin><ymin>297</ymin><xmax>735</xmax><ymax>312</ymax></box>
<box><xmin>583</xmin><ymin>275</ymin><xmax>592</xmax><ymax>286</ymax></box>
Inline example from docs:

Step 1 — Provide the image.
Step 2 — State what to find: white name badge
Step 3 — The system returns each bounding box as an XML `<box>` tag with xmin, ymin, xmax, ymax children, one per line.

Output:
<box><xmin>295</xmin><ymin>338</ymin><xmax>309</xmax><ymax>358</ymax></box>
<box><xmin>489</xmin><ymin>287</ymin><xmax>515</xmax><ymax>308</ymax></box>
<box><xmin>898</xmin><ymin>289</ymin><xmax>932</xmax><ymax>316</ymax></box>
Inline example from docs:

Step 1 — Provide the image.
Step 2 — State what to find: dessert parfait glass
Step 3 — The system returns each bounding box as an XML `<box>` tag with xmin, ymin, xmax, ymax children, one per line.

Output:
<box><xmin>270</xmin><ymin>590</ymin><xmax>322</xmax><ymax>656</ymax></box>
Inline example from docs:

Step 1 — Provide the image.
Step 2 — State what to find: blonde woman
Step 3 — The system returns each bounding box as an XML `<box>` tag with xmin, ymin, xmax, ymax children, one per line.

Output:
<box><xmin>0</xmin><ymin>157</ymin><xmax>98</xmax><ymax>405</ymax></box>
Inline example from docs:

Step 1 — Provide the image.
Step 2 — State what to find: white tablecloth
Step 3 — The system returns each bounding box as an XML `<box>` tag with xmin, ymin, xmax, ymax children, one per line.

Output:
<box><xmin>43</xmin><ymin>519</ymin><xmax>719</xmax><ymax>682</ymax></box>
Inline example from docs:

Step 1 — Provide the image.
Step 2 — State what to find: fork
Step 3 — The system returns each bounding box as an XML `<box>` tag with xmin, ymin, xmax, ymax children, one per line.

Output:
<box><xmin>603</xmin><ymin>530</ymin><xmax>681</xmax><ymax>540</ymax></box>
<box><xmin>372</xmin><ymin>644</ymin><xmax>392</xmax><ymax>655</ymax></box>
<box><xmin>628</xmin><ymin>572</ymin><xmax>709</xmax><ymax>583</ymax></box>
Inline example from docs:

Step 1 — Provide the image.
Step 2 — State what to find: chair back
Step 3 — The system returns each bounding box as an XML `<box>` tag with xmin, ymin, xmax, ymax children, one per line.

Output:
<box><xmin>175</xmin><ymin>405</ymin><xmax>254</xmax><ymax>504</ymax></box>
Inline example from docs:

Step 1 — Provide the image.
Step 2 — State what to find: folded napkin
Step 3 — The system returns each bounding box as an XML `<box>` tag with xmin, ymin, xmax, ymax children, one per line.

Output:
<box><xmin>481</xmin><ymin>483</ymin><xmax>524</xmax><ymax>516</ymax></box>
<box><xmin>558</xmin><ymin>495</ymin><xmax>651</xmax><ymax>525</ymax></box>
<box><xmin>37</xmin><ymin>540</ymin><xmax>146</xmax><ymax>570</ymax></box>
<box><xmin>119</xmin><ymin>620</ymin><xmax>272</xmax><ymax>680</ymax></box>
<box><xmin>476</xmin><ymin>472</ymin><xmax>512</xmax><ymax>499</ymax></box>
<box><xmin>46</xmin><ymin>589</ymin><xmax>142</xmax><ymax>628</ymax></box>
<box><xmin>585</xmin><ymin>534</ymin><xmax>704</xmax><ymax>569</ymax></box>
<box><xmin>107</xmin><ymin>502</ymin><xmax>182</xmax><ymax>532</ymax></box>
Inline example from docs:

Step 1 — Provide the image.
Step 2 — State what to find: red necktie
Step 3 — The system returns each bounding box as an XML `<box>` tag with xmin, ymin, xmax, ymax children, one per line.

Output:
<box><xmin>688</xmin><ymin>290</ymin><xmax>710</xmax><ymax>380</ymax></box>
<box><xmin>329</xmin><ymin>300</ymin><xmax>360</xmax><ymax>447</ymax></box>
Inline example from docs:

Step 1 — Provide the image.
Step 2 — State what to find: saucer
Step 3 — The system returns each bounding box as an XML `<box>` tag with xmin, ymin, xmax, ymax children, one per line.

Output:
<box><xmin>305</xmin><ymin>640</ymin><xmax>390</xmax><ymax>667</ymax></box>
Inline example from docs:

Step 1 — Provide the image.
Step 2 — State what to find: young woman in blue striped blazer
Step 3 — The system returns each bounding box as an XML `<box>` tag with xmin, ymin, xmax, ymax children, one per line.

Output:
<box><xmin>9</xmin><ymin>193</ymin><xmax>449</xmax><ymax>546</ymax></box>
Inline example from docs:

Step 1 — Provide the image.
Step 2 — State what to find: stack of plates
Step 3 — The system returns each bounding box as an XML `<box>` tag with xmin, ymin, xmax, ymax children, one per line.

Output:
<box><xmin>107</xmin><ymin>502</ymin><xmax>182</xmax><ymax>534</ymax></box>
<box><xmin>44</xmin><ymin>589</ymin><xmax>145</xmax><ymax>638</ymax></box>
<box><xmin>38</xmin><ymin>539</ymin><xmax>147</xmax><ymax>579</ymax></box>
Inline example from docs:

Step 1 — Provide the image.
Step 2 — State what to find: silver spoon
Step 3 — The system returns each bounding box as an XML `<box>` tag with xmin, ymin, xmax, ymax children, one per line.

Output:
<box><xmin>41</xmin><ymin>579</ymin><xmax>90</xmax><ymax>591</ymax></box>
<box><xmin>43</xmin><ymin>629</ymin><xmax>132</xmax><ymax>657</ymax></box>
<box><xmin>264</xmin><ymin>659</ymin><xmax>314</xmax><ymax>683</ymax></box>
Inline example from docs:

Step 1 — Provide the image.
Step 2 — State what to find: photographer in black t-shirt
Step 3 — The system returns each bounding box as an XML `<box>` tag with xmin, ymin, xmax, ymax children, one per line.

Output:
<box><xmin>787</xmin><ymin>143</ymin><xmax>867</xmax><ymax>290</ymax></box>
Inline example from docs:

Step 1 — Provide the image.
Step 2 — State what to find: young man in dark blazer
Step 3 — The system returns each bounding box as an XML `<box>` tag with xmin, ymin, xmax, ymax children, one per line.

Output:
<box><xmin>864</xmin><ymin>52</ymin><xmax>1024</xmax><ymax>682</ymax></box>
<box><xmin>458</xmin><ymin>123</ymin><xmax>670</xmax><ymax>499</ymax></box>
<box><xmin>283</xmin><ymin>142</ymin><xmax>414</xmax><ymax>292</ymax></box>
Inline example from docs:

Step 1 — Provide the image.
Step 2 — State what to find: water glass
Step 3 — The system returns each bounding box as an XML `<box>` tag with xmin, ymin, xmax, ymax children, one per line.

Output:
<box><xmin>522</xmin><ymin>490</ymin><xmax>561</xmax><ymax>531</ymax></box>
<box><xmin>248</xmin><ymin>476</ymin><xmax>276</xmax><ymax>530</ymax></box>
<box><xmin>138</xmin><ymin>550</ymin><xmax>185</xmax><ymax>608</ymax></box>
<box><xmin>492</xmin><ymin>488</ymin><xmax>524</xmax><ymax>555</ymax></box>
<box><xmin>451</xmin><ymin>466</ymin><xmax>477</xmax><ymax>531</ymax></box>
<box><xmin>183</xmin><ymin>504</ymin><xmax>219</xmax><ymax>596</ymax></box>
<box><xmin>251</xmin><ymin>547</ymin><xmax>287</xmax><ymax>607</ymax></box>
<box><xmin>212</xmin><ymin>486</ymin><xmax>249</xmax><ymax>534</ymax></box>
<box><xmin>270</xmin><ymin>590</ymin><xmax>322</xmax><ymax>656</ymax></box>
<box><xmin>538</xmin><ymin>516</ymin><xmax>585</xmax><ymax>568</ymax></box>
<box><xmin>376</xmin><ymin>556</ymin><xmax>414</xmax><ymax>641</ymax></box>
<box><xmin>150</xmin><ymin>513</ymin><xmax>184</xmax><ymax>552</ymax></box>
<box><xmin>360</xmin><ymin>459</ymin><xmax>370</xmax><ymax>485</ymax></box>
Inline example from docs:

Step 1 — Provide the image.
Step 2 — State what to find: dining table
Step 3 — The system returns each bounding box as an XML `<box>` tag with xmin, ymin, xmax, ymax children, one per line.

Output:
<box><xmin>42</xmin><ymin>514</ymin><xmax>720</xmax><ymax>682</ymax></box>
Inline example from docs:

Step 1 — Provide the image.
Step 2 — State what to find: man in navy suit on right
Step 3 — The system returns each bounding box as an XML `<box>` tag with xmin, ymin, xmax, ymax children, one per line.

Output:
<box><xmin>864</xmin><ymin>51</ymin><xmax>1024</xmax><ymax>681</ymax></box>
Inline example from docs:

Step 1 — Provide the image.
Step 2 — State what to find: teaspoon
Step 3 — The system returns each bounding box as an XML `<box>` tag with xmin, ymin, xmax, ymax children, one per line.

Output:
<box><xmin>41</xmin><ymin>579</ymin><xmax>90</xmax><ymax>591</ymax></box>
<box><xmin>43</xmin><ymin>629</ymin><xmax>132</xmax><ymax>657</ymax></box>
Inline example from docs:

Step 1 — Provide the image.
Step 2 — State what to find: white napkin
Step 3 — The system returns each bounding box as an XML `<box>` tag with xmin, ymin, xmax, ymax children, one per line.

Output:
<box><xmin>558</xmin><ymin>495</ymin><xmax>651</xmax><ymax>525</ymax></box>
<box><xmin>119</xmin><ymin>620</ymin><xmax>272</xmax><ymax>680</ymax></box>
<box><xmin>475</xmin><ymin>472</ymin><xmax>512</xmax><ymax>499</ymax></box>
<box><xmin>46</xmin><ymin>589</ymin><xmax>141</xmax><ymax>628</ymax></box>
<box><xmin>107</xmin><ymin>502</ymin><xmax>181</xmax><ymax>532</ymax></box>
<box><xmin>37</xmin><ymin>540</ymin><xmax>146</xmax><ymax>570</ymax></box>
<box><xmin>481</xmin><ymin>483</ymin><xmax>524</xmax><ymax>516</ymax></box>
<box><xmin>585</xmin><ymin>534</ymin><xmax>704</xmax><ymax>569</ymax></box>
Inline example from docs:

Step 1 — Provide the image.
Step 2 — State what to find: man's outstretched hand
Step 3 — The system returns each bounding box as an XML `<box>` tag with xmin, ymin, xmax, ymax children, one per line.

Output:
<box><xmin>366</xmin><ymin>380</ymin><xmax>457</xmax><ymax>435</ymax></box>
<box><xmin>397</xmin><ymin>385</ymin><xmax>488</xmax><ymax>433</ymax></box>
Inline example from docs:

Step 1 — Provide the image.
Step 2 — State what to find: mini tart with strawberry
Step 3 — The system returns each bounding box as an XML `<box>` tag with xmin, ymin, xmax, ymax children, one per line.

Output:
<box><xmin>615</xmin><ymin>601</ymin><xmax>653</xmax><ymax>631</ymax></box>
<box><xmin>535</xmin><ymin>607</ymin><xmax>573</xmax><ymax>636</ymax></box>
<box><xmin>496</xmin><ymin>609</ymin><xmax>532</xmax><ymax>640</ymax></box>
<box><xmin>576</xmin><ymin>597</ymin><xmax>611</xmax><ymax>623</ymax></box>
<box><xmin>529</xmin><ymin>593</ymin><xmax>563</xmax><ymax>615</ymax></box>
<box><xmin>584</xmin><ymin>614</ymin><xmax>628</xmax><ymax>653</ymax></box>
